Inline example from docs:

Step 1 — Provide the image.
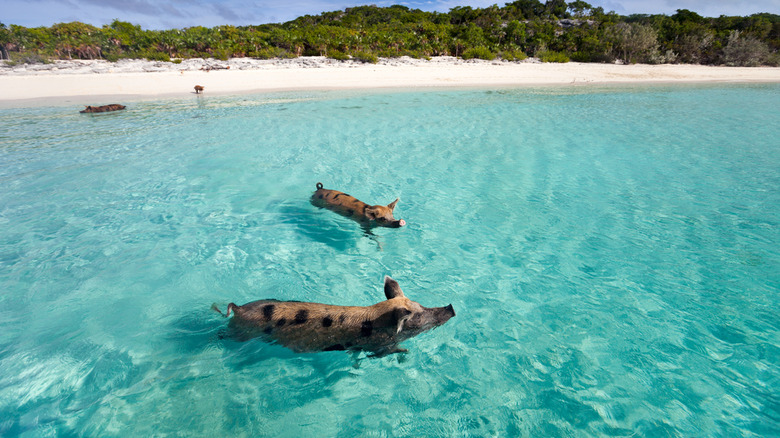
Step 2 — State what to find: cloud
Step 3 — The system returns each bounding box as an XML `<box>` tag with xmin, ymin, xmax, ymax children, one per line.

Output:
<box><xmin>78</xmin><ymin>0</ymin><xmax>186</xmax><ymax>18</ymax></box>
<box><xmin>663</xmin><ymin>0</ymin><xmax>779</xmax><ymax>16</ymax></box>
<box><xmin>590</xmin><ymin>0</ymin><xmax>779</xmax><ymax>17</ymax></box>
<box><xmin>3</xmin><ymin>0</ymin><xmax>778</xmax><ymax>30</ymax></box>
<box><xmin>212</xmin><ymin>3</ymin><xmax>243</xmax><ymax>21</ymax></box>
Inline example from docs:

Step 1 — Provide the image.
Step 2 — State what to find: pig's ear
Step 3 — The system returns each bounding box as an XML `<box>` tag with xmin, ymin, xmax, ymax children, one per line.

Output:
<box><xmin>393</xmin><ymin>308</ymin><xmax>413</xmax><ymax>333</ymax></box>
<box><xmin>384</xmin><ymin>276</ymin><xmax>405</xmax><ymax>299</ymax></box>
<box><xmin>387</xmin><ymin>198</ymin><xmax>399</xmax><ymax>210</ymax></box>
<box><xmin>365</xmin><ymin>206</ymin><xmax>378</xmax><ymax>219</ymax></box>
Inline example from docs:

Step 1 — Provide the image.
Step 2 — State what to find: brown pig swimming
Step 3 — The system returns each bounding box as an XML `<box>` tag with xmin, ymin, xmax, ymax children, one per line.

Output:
<box><xmin>213</xmin><ymin>276</ymin><xmax>454</xmax><ymax>356</ymax></box>
<box><xmin>311</xmin><ymin>182</ymin><xmax>406</xmax><ymax>229</ymax></box>
<box><xmin>79</xmin><ymin>104</ymin><xmax>126</xmax><ymax>113</ymax></box>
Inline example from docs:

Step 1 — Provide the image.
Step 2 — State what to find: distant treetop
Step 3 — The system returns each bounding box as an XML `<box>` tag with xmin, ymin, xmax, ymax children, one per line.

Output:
<box><xmin>1</xmin><ymin>2</ymin><xmax>778</xmax><ymax>66</ymax></box>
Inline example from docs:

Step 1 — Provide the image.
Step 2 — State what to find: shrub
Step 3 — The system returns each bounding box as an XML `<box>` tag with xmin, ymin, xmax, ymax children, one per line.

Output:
<box><xmin>8</xmin><ymin>52</ymin><xmax>51</xmax><ymax>65</ymax></box>
<box><xmin>104</xmin><ymin>52</ymin><xmax>122</xmax><ymax>62</ymax></box>
<box><xmin>351</xmin><ymin>50</ymin><xmax>378</xmax><ymax>64</ymax></box>
<box><xmin>501</xmin><ymin>49</ymin><xmax>527</xmax><ymax>61</ymax></box>
<box><xmin>213</xmin><ymin>49</ymin><xmax>230</xmax><ymax>61</ymax></box>
<box><xmin>176</xmin><ymin>49</ymin><xmax>201</xmax><ymax>59</ymax></box>
<box><xmin>27</xmin><ymin>53</ymin><xmax>52</xmax><ymax>64</ymax></box>
<box><xmin>254</xmin><ymin>47</ymin><xmax>292</xmax><ymax>59</ymax></box>
<box><xmin>538</xmin><ymin>50</ymin><xmax>570</xmax><ymax>63</ymax></box>
<box><xmin>570</xmin><ymin>48</ymin><xmax>615</xmax><ymax>63</ymax></box>
<box><xmin>327</xmin><ymin>50</ymin><xmax>350</xmax><ymax>61</ymax></box>
<box><xmin>647</xmin><ymin>49</ymin><xmax>677</xmax><ymax>65</ymax></box>
<box><xmin>142</xmin><ymin>51</ymin><xmax>171</xmax><ymax>62</ymax></box>
<box><xmin>401</xmin><ymin>50</ymin><xmax>428</xmax><ymax>59</ymax></box>
<box><xmin>377</xmin><ymin>49</ymin><xmax>401</xmax><ymax>58</ymax></box>
<box><xmin>721</xmin><ymin>30</ymin><xmax>770</xmax><ymax>66</ymax></box>
<box><xmin>674</xmin><ymin>32</ymin><xmax>714</xmax><ymax>64</ymax></box>
<box><xmin>607</xmin><ymin>22</ymin><xmax>659</xmax><ymax>64</ymax></box>
<box><xmin>278</xmin><ymin>50</ymin><xmax>298</xmax><ymax>59</ymax></box>
<box><xmin>462</xmin><ymin>46</ymin><xmax>495</xmax><ymax>60</ymax></box>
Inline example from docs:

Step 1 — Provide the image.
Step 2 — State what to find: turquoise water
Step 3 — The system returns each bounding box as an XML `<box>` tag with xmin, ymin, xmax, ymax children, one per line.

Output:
<box><xmin>1</xmin><ymin>84</ymin><xmax>778</xmax><ymax>436</ymax></box>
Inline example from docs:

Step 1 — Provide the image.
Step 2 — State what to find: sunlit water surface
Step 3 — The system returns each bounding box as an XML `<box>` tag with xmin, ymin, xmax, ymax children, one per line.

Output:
<box><xmin>1</xmin><ymin>85</ymin><xmax>778</xmax><ymax>436</ymax></box>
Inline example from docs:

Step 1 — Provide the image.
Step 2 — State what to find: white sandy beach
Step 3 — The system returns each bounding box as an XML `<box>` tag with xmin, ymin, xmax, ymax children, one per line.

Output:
<box><xmin>1</xmin><ymin>56</ymin><xmax>779</xmax><ymax>104</ymax></box>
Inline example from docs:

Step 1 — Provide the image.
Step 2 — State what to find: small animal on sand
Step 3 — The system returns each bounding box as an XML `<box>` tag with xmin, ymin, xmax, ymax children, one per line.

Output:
<box><xmin>212</xmin><ymin>276</ymin><xmax>455</xmax><ymax>357</ymax></box>
<box><xmin>79</xmin><ymin>104</ymin><xmax>126</xmax><ymax>113</ymax></box>
<box><xmin>311</xmin><ymin>182</ymin><xmax>406</xmax><ymax>229</ymax></box>
<box><xmin>194</xmin><ymin>85</ymin><xmax>204</xmax><ymax>94</ymax></box>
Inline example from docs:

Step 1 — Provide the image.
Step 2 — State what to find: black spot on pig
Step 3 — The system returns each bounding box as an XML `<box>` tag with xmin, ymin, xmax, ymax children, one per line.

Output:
<box><xmin>263</xmin><ymin>304</ymin><xmax>275</xmax><ymax>320</ymax></box>
<box><xmin>294</xmin><ymin>310</ymin><xmax>308</xmax><ymax>325</ymax></box>
<box><xmin>322</xmin><ymin>316</ymin><xmax>333</xmax><ymax>327</ymax></box>
<box><xmin>361</xmin><ymin>320</ymin><xmax>373</xmax><ymax>337</ymax></box>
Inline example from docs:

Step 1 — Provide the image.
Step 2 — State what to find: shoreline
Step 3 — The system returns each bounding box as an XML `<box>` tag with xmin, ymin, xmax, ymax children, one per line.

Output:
<box><xmin>1</xmin><ymin>56</ymin><xmax>779</xmax><ymax>106</ymax></box>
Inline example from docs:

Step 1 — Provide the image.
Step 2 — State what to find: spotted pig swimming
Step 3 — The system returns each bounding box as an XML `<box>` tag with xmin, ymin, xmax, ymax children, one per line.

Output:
<box><xmin>213</xmin><ymin>277</ymin><xmax>455</xmax><ymax>356</ymax></box>
<box><xmin>311</xmin><ymin>182</ymin><xmax>406</xmax><ymax>229</ymax></box>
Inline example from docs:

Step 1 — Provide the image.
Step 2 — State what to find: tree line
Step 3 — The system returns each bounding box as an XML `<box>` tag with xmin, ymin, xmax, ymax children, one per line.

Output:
<box><xmin>1</xmin><ymin>1</ymin><xmax>778</xmax><ymax>66</ymax></box>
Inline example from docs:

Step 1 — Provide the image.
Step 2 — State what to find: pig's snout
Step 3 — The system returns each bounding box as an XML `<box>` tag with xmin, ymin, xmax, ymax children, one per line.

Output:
<box><xmin>392</xmin><ymin>219</ymin><xmax>406</xmax><ymax>228</ymax></box>
<box><xmin>433</xmin><ymin>304</ymin><xmax>455</xmax><ymax>326</ymax></box>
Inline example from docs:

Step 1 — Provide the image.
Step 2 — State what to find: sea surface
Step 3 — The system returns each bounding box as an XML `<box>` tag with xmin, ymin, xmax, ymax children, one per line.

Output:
<box><xmin>1</xmin><ymin>84</ymin><xmax>778</xmax><ymax>437</ymax></box>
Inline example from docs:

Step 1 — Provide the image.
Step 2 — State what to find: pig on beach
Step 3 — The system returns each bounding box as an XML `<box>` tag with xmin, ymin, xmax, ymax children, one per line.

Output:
<box><xmin>212</xmin><ymin>276</ymin><xmax>455</xmax><ymax>357</ymax></box>
<box><xmin>311</xmin><ymin>182</ymin><xmax>406</xmax><ymax>229</ymax></box>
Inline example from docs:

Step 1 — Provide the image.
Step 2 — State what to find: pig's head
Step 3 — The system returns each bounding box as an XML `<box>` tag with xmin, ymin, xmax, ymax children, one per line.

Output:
<box><xmin>379</xmin><ymin>276</ymin><xmax>455</xmax><ymax>342</ymax></box>
<box><xmin>365</xmin><ymin>199</ymin><xmax>406</xmax><ymax>228</ymax></box>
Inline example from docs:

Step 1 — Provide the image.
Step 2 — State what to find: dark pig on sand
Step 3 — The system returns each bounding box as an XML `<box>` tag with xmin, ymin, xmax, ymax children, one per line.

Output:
<box><xmin>212</xmin><ymin>276</ymin><xmax>454</xmax><ymax>357</ymax></box>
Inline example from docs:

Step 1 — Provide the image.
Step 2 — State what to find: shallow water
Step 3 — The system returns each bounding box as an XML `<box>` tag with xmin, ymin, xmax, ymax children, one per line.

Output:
<box><xmin>1</xmin><ymin>84</ymin><xmax>778</xmax><ymax>436</ymax></box>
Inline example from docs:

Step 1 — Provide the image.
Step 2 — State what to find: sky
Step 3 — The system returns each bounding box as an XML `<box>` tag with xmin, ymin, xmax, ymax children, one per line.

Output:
<box><xmin>3</xmin><ymin>0</ymin><xmax>779</xmax><ymax>30</ymax></box>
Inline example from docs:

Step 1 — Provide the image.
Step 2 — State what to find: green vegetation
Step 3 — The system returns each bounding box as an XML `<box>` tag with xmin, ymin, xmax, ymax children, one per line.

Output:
<box><xmin>351</xmin><ymin>50</ymin><xmax>379</xmax><ymax>63</ymax></box>
<box><xmin>1</xmin><ymin>2</ymin><xmax>778</xmax><ymax>66</ymax></box>
<box><xmin>462</xmin><ymin>46</ymin><xmax>496</xmax><ymax>60</ymax></box>
<box><xmin>327</xmin><ymin>49</ymin><xmax>350</xmax><ymax>61</ymax></box>
<box><xmin>500</xmin><ymin>49</ymin><xmax>528</xmax><ymax>61</ymax></box>
<box><xmin>140</xmin><ymin>50</ymin><xmax>171</xmax><ymax>62</ymax></box>
<box><xmin>538</xmin><ymin>49</ymin><xmax>570</xmax><ymax>62</ymax></box>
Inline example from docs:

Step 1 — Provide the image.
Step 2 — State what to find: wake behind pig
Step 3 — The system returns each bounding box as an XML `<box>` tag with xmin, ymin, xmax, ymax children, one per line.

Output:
<box><xmin>212</xmin><ymin>276</ymin><xmax>454</xmax><ymax>357</ymax></box>
<box><xmin>311</xmin><ymin>182</ymin><xmax>406</xmax><ymax>229</ymax></box>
